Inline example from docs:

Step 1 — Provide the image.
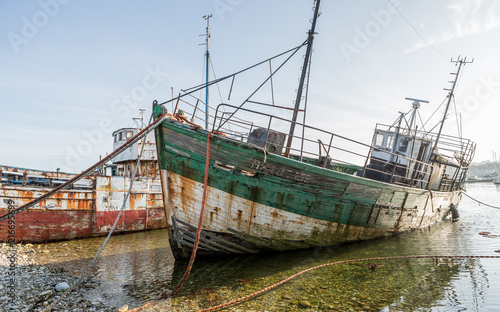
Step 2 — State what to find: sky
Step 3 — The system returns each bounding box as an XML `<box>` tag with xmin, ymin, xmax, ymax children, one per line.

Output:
<box><xmin>1</xmin><ymin>0</ymin><xmax>500</xmax><ymax>173</ymax></box>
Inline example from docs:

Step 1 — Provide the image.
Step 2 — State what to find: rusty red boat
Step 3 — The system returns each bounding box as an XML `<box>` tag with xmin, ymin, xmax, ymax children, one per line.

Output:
<box><xmin>0</xmin><ymin>117</ymin><xmax>167</xmax><ymax>243</ymax></box>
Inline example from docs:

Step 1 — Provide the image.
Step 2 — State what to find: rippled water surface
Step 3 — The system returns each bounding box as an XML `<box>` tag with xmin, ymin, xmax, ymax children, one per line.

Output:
<box><xmin>35</xmin><ymin>183</ymin><xmax>500</xmax><ymax>311</ymax></box>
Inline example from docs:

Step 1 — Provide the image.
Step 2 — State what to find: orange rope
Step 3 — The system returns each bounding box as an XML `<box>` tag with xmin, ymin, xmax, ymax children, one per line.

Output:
<box><xmin>196</xmin><ymin>254</ymin><xmax>500</xmax><ymax>312</ymax></box>
<box><xmin>171</xmin><ymin>131</ymin><xmax>213</xmax><ymax>295</ymax></box>
<box><xmin>130</xmin><ymin>131</ymin><xmax>213</xmax><ymax>312</ymax></box>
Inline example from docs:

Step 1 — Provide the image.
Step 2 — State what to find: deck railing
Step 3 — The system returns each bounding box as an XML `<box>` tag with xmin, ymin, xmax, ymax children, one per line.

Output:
<box><xmin>167</xmin><ymin>96</ymin><xmax>474</xmax><ymax>191</ymax></box>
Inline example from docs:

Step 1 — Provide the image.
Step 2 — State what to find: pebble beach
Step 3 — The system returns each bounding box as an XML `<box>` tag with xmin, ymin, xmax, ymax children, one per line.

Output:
<box><xmin>0</xmin><ymin>243</ymin><xmax>118</xmax><ymax>312</ymax></box>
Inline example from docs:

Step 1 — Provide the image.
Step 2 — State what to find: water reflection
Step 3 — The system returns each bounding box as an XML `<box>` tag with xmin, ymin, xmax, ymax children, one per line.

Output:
<box><xmin>35</xmin><ymin>183</ymin><xmax>500</xmax><ymax>311</ymax></box>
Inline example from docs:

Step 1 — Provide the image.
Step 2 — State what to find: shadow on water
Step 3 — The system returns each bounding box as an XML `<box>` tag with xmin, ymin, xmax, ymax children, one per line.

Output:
<box><xmin>34</xmin><ymin>183</ymin><xmax>500</xmax><ymax>310</ymax></box>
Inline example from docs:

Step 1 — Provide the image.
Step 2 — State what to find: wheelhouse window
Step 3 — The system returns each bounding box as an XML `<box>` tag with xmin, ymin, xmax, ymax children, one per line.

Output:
<box><xmin>375</xmin><ymin>133</ymin><xmax>384</xmax><ymax>147</ymax></box>
<box><xmin>398</xmin><ymin>138</ymin><xmax>409</xmax><ymax>153</ymax></box>
<box><xmin>374</xmin><ymin>132</ymin><xmax>394</xmax><ymax>150</ymax></box>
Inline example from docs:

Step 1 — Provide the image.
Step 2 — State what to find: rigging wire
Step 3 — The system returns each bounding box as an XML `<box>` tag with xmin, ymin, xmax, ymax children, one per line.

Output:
<box><xmin>462</xmin><ymin>191</ymin><xmax>500</xmax><ymax>209</ymax></box>
<box><xmin>452</xmin><ymin>95</ymin><xmax>462</xmax><ymax>139</ymax></box>
<box><xmin>422</xmin><ymin>97</ymin><xmax>447</xmax><ymax>129</ymax></box>
<box><xmin>387</xmin><ymin>0</ymin><xmax>447</xmax><ymax>60</ymax></box>
<box><xmin>208</xmin><ymin>56</ymin><xmax>233</xmax><ymax>132</ymax></box>
<box><xmin>209</xmin><ymin>57</ymin><xmax>224</xmax><ymax>104</ymax></box>
<box><xmin>42</xmin><ymin>113</ymin><xmax>158</xmax><ymax>312</ymax></box>
<box><xmin>416</xmin><ymin>110</ymin><xmax>427</xmax><ymax>133</ymax></box>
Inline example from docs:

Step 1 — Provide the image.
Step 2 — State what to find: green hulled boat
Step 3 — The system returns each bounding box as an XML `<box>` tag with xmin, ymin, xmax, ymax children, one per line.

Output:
<box><xmin>153</xmin><ymin>0</ymin><xmax>475</xmax><ymax>259</ymax></box>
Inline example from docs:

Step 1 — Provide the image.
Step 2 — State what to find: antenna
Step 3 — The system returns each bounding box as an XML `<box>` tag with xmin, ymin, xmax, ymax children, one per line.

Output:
<box><xmin>201</xmin><ymin>14</ymin><xmax>212</xmax><ymax>129</ymax></box>
<box><xmin>405</xmin><ymin>97</ymin><xmax>429</xmax><ymax>109</ymax></box>
<box><xmin>405</xmin><ymin>97</ymin><xmax>428</xmax><ymax>132</ymax></box>
<box><xmin>132</xmin><ymin>109</ymin><xmax>146</xmax><ymax>129</ymax></box>
<box><xmin>433</xmin><ymin>56</ymin><xmax>473</xmax><ymax>150</ymax></box>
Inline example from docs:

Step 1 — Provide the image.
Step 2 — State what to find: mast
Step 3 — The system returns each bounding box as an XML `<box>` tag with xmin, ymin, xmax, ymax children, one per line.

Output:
<box><xmin>433</xmin><ymin>56</ymin><xmax>473</xmax><ymax>150</ymax></box>
<box><xmin>284</xmin><ymin>0</ymin><xmax>321</xmax><ymax>157</ymax></box>
<box><xmin>202</xmin><ymin>14</ymin><xmax>212</xmax><ymax>129</ymax></box>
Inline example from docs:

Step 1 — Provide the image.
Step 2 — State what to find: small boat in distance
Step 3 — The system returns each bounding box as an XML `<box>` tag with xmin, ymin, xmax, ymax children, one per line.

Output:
<box><xmin>0</xmin><ymin>112</ymin><xmax>166</xmax><ymax>243</ymax></box>
<box><xmin>153</xmin><ymin>0</ymin><xmax>475</xmax><ymax>259</ymax></box>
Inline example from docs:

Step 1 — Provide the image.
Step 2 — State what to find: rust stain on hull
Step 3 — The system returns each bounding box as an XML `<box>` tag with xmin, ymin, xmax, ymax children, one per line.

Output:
<box><xmin>0</xmin><ymin>175</ymin><xmax>166</xmax><ymax>243</ymax></box>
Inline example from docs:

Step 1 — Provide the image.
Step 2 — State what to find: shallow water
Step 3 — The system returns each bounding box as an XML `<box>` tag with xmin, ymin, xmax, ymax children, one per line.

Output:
<box><xmin>34</xmin><ymin>183</ymin><xmax>500</xmax><ymax>311</ymax></box>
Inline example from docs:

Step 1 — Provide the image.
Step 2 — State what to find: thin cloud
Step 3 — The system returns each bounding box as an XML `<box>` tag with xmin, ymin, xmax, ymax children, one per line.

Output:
<box><xmin>405</xmin><ymin>0</ymin><xmax>500</xmax><ymax>53</ymax></box>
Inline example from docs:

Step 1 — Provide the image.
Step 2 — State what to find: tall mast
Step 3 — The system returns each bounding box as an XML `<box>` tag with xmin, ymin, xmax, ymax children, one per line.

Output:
<box><xmin>284</xmin><ymin>0</ymin><xmax>321</xmax><ymax>157</ymax></box>
<box><xmin>202</xmin><ymin>14</ymin><xmax>212</xmax><ymax>129</ymax></box>
<box><xmin>433</xmin><ymin>56</ymin><xmax>473</xmax><ymax>150</ymax></box>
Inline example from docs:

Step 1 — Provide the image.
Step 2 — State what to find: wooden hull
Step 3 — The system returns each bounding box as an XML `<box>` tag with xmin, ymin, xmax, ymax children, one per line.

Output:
<box><xmin>0</xmin><ymin>176</ymin><xmax>167</xmax><ymax>243</ymax></box>
<box><xmin>154</xmin><ymin>117</ymin><xmax>462</xmax><ymax>259</ymax></box>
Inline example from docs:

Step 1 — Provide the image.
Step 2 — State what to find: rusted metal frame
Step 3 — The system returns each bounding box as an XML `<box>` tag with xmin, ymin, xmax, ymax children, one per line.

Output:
<box><xmin>378</xmin><ymin>123</ymin><xmax>475</xmax><ymax>161</ymax></box>
<box><xmin>364</xmin><ymin>159</ymin><xmax>431</xmax><ymax>187</ymax></box>
<box><xmin>214</xmin><ymin>103</ymin><xmax>435</xmax><ymax>170</ymax></box>
<box><xmin>246</xmin><ymin>100</ymin><xmax>305</xmax><ymax>112</ymax></box>
<box><xmin>214</xmin><ymin>42</ymin><xmax>307</xmax><ymax>131</ymax></box>
<box><xmin>317</xmin><ymin>139</ymin><xmax>329</xmax><ymax>155</ymax></box>
<box><xmin>173</xmin><ymin>92</ymin><xmax>181</xmax><ymax>115</ymax></box>
<box><xmin>389</xmin><ymin>155</ymin><xmax>402</xmax><ymax>184</ymax></box>
<box><xmin>228</xmin><ymin>75</ymin><xmax>235</xmax><ymax>100</ymax></box>
<box><xmin>328</xmin><ymin>145</ymin><xmax>368</xmax><ymax>160</ymax></box>
<box><xmin>317</xmin><ymin>139</ymin><xmax>331</xmax><ymax>168</ymax></box>
<box><xmin>215</xmin><ymin>112</ymin><xmax>254</xmax><ymax>139</ymax></box>
<box><xmin>269</xmin><ymin>59</ymin><xmax>275</xmax><ymax>105</ymax></box>
<box><xmin>264</xmin><ymin>116</ymin><xmax>273</xmax><ymax>151</ymax></box>
<box><xmin>168</xmin><ymin>43</ymin><xmax>307</xmax><ymax>106</ymax></box>
<box><xmin>211</xmin><ymin>110</ymin><xmax>253</xmax><ymax>139</ymax></box>
<box><xmin>449</xmin><ymin>165</ymin><xmax>462</xmax><ymax>191</ymax></box>
<box><xmin>0</xmin><ymin>114</ymin><xmax>168</xmax><ymax>223</ymax></box>
<box><xmin>362</xmin><ymin>141</ymin><xmax>375</xmax><ymax>177</ymax></box>
<box><xmin>401</xmin><ymin>115</ymin><xmax>414</xmax><ymax>137</ymax></box>
<box><xmin>191</xmin><ymin>99</ymin><xmax>200</xmax><ymax>122</ymax></box>
<box><xmin>326</xmin><ymin>134</ymin><xmax>334</xmax><ymax>158</ymax></box>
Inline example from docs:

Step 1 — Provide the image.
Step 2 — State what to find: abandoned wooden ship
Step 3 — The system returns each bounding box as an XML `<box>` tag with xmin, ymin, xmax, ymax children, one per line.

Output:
<box><xmin>153</xmin><ymin>0</ymin><xmax>475</xmax><ymax>259</ymax></box>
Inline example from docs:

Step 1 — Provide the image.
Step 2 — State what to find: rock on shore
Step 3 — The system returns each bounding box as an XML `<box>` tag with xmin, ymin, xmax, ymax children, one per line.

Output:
<box><xmin>0</xmin><ymin>243</ymin><xmax>116</xmax><ymax>312</ymax></box>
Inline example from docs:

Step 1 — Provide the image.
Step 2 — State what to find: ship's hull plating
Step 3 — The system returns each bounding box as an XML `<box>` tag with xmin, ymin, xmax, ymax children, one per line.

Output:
<box><xmin>0</xmin><ymin>176</ymin><xmax>167</xmax><ymax>243</ymax></box>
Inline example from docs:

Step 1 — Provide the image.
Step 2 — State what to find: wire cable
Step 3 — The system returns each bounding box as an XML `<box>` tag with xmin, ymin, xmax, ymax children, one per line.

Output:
<box><xmin>387</xmin><ymin>0</ymin><xmax>447</xmax><ymax>60</ymax></box>
<box><xmin>462</xmin><ymin>191</ymin><xmax>500</xmax><ymax>209</ymax></box>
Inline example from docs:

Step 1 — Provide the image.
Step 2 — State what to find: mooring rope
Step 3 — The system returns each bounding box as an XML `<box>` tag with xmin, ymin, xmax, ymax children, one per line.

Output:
<box><xmin>195</xmin><ymin>254</ymin><xmax>500</xmax><ymax>312</ymax></box>
<box><xmin>462</xmin><ymin>191</ymin><xmax>500</xmax><ymax>209</ymax></box>
<box><xmin>130</xmin><ymin>131</ymin><xmax>214</xmax><ymax>312</ymax></box>
<box><xmin>41</xmin><ymin>113</ymin><xmax>160</xmax><ymax>312</ymax></box>
<box><xmin>171</xmin><ymin>131</ymin><xmax>213</xmax><ymax>295</ymax></box>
